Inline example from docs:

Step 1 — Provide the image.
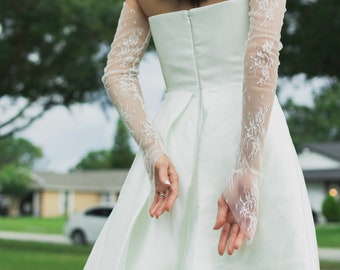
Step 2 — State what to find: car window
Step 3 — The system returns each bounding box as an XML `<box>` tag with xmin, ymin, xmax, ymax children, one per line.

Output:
<box><xmin>85</xmin><ymin>207</ymin><xmax>113</xmax><ymax>217</ymax></box>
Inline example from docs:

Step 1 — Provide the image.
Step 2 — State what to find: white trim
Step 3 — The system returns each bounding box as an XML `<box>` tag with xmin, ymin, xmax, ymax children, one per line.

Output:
<box><xmin>32</xmin><ymin>192</ymin><xmax>40</xmax><ymax>217</ymax></box>
<box><xmin>30</xmin><ymin>172</ymin><xmax>47</xmax><ymax>186</ymax></box>
<box><xmin>68</xmin><ymin>191</ymin><xmax>74</xmax><ymax>215</ymax></box>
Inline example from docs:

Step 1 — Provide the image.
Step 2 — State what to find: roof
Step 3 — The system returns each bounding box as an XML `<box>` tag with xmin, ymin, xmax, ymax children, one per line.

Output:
<box><xmin>302</xmin><ymin>142</ymin><xmax>340</xmax><ymax>161</ymax></box>
<box><xmin>31</xmin><ymin>170</ymin><xmax>129</xmax><ymax>192</ymax></box>
<box><xmin>303</xmin><ymin>169</ymin><xmax>340</xmax><ymax>182</ymax></box>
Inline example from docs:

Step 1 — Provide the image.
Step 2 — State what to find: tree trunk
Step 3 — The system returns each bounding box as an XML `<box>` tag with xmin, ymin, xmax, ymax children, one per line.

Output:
<box><xmin>8</xmin><ymin>197</ymin><xmax>20</xmax><ymax>217</ymax></box>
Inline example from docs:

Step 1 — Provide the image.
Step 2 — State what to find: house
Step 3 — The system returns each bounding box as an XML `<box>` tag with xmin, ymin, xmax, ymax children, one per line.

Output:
<box><xmin>18</xmin><ymin>142</ymin><xmax>339</xmax><ymax>219</ymax></box>
<box><xmin>25</xmin><ymin>170</ymin><xmax>129</xmax><ymax>217</ymax></box>
<box><xmin>299</xmin><ymin>142</ymin><xmax>340</xmax><ymax>221</ymax></box>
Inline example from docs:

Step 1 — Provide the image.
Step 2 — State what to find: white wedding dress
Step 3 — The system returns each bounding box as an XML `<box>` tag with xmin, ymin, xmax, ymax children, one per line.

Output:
<box><xmin>84</xmin><ymin>0</ymin><xmax>320</xmax><ymax>269</ymax></box>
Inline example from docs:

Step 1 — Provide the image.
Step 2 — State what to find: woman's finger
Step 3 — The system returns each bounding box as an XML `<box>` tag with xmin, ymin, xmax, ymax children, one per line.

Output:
<box><xmin>153</xmin><ymin>191</ymin><xmax>167</xmax><ymax>218</ymax></box>
<box><xmin>149</xmin><ymin>192</ymin><xmax>159</xmax><ymax>217</ymax></box>
<box><xmin>227</xmin><ymin>223</ymin><xmax>240</xmax><ymax>255</ymax></box>
<box><xmin>150</xmin><ymin>156</ymin><xmax>179</xmax><ymax>218</ymax></box>
<box><xmin>165</xmin><ymin>173</ymin><xmax>178</xmax><ymax>211</ymax></box>
<box><xmin>213</xmin><ymin>196</ymin><xmax>228</xmax><ymax>230</ymax></box>
<box><xmin>218</xmin><ymin>223</ymin><xmax>231</xmax><ymax>256</ymax></box>
<box><xmin>155</xmin><ymin>189</ymin><xmax>169</xmax><ymax>217</ymax></box>
<box><xmin>234</xmin><ymin>229</ymin><xmax>245</xmax><ymax>250</ymax></box>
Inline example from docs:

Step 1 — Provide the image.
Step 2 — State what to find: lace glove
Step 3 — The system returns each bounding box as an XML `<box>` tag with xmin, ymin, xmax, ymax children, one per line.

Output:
<box><xmin>222</xmin><ymin>0</ymin><xmax>287</xmax><ymax>242</ymax></box>
<box><xmin>102</xmin><ymin>2</ymin><xmax>166</xmax><ymax>180</ymax></box>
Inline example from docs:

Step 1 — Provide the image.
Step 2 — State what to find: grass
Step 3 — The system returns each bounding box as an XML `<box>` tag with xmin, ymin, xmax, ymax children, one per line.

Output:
<box><xmin>0</xmin><ymin>239</ymin><xmax>338</xmax><ymax>270</ymax></box>
<box><xmin>320</xmin><ymin>261</ymin><xmax>340</xmax><ymax>270</ymax></box>
<box><xmin>316</xmin><ymin>224</ymin><xmax>340</xmax><ymax>248</ymax></box>
<box><xmin>0</xmin><ymin>216</ymin><xmax>339</xmax><ymax>269</ymax></box>
<box><xmin>0</xmin><ymin>216</ymin><xmax>66</xmax><ymax>234</ymax></box>
<box><xmin>0</xmin><ymin>239</ymin><xmax>91</xmax><ymax>270</ymax></box>
<box><xmin>0</xmin><ymin>217</ymin><xmax>340</xmax><ymax>248</ymax></box>
<box><xmin>2</xmin><ymin>217</ymin><xmax>340</xmax><ymax>248</ymax></box>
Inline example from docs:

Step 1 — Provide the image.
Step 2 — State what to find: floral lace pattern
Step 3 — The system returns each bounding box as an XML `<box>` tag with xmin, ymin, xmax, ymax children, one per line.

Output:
<box><xmin>223</xmin><ymin>0</ymin><xmax>286</xmax><ymax>243</ymax></box>
<box><xmin>251</xmin><ymin>0</ymin><xmax>279</xmax><ymax>26</ymax></box>
<box><xmin>250</xmin><ymin>40</ymin><xmax>276</xmax><ymax>86</ymax></box>
<box><xmin>245</xmin><ymin>106</ymin><xmax>269</xmax><ymax>161</ymax></box>
<box><xmin>102</xmin><ymin>3</ymin><xmax>166</xmax><ymax>180</ymax></box>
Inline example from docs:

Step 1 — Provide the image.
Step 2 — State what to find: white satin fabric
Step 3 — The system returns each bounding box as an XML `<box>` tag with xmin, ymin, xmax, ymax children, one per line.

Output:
<box><xmin>84</xmin><ymin>0</ymin><xmax>319</xmax><ymax>269</ymax></box>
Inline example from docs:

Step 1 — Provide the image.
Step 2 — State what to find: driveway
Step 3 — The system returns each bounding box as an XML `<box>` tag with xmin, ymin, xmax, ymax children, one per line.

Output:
<box><xmin>318</xmin><ymin>247</ymin><xmax>340</xmax><ymax>262</ymax></box>
<box><xmin>0</xmin><ymin>230</ymin><xmax>71</xmax><ymax>245</ymax></box>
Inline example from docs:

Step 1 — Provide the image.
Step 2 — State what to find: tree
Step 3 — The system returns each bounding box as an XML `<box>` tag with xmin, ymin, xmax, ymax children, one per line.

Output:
<box><xmin>1</xmin><ymin>0</ymin><xmax>338</xmax><ymax>139</ymax></box>
<box><xmin>0</xmin><ymin>137</ymin><xmax>42</xmax><ymax>216</ymax></box>
<box><xmin>72</xmin><ymin>150</ymin><xmax>111</xmax><ymax>171</ymax></box>
<box><xmin>0</xmin><ymin>137</ymin><xmax>43</xmax><ymax>168</ymax></box>
<box><xmin>73</xmin><ymin>118</ymin><xmax>135</xmax><ymax>170</ymax></box>
<box><xmin>322</xmin><ymin>195</ymin><xmax>340</xmax><ymax>222</ymax></box>
<box><xmin>280</xmin><ymin>0</ymin><xmax>340</xmax><ymax>79</ymax></box>
<box><xmin>283</xmin><ymin>83</ymin><xmax>340</xmax><ymax>149</ymax></box>
<box><xmin>0</xmin><ymin>164</ymin><xmax>31</xmax><ymax>216</ymax></box>
<box><xmin>279</xmin><ymin>0</ymin><xmax>340</xmax><ymax>149</ymax></box>
<box><xmin>0</xmin><ymin>0</ymin><xmax>123</xmax><ymax>139</ymax></box>
<box><xmin>110</xmin><ymin>118</ymin><xmax>135</xmax><ymax>168</ymax></box>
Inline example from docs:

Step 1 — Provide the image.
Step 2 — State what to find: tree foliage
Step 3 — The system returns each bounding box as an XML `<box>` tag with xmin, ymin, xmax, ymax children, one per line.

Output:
<box><xmin>0</xmin><ymin>164</ymin><xmax>31</xmax><ymax>198</ymax></box>
<box><xmin>0</xmin><ymin>164</ymin><xmax>31</xmax><ymax>216</ymax></box>
<box><xmin>72</xmin><ymin>150</ymin><xmax>111</xmax><ymax>171</ymax></box>
<box><xmin>73</xmin><ymin>118</ymin><xmax>135</xmax><ymax>170</ymax></box>
<box><xmin>110</xmin><ymin>118</ymin><xmax>135</xmax><ymax>169</ymax></box>
<box><xmin>0</xmin><ymin>137</ymin><xmax>43</xmax><ymax>168</ymax></box>
<box><xmin>283</xmin><ymin>83</ymin><xmax>340</xmax><ymax>149</ymax></box>
<box><xmin>280</xmin><ymin>0</ymin><xmax>340</xmax><ymax>79</ymax></box>
<box><xmin>0</xmin><ymin>137</ymin><xmax>42</xmax><ymax>215</ymax></box>
<box><xmin>322</xmin><ymin>195</ymin><xmax>340</xmax><ymax>222</ymax></box>
<box><xmin>0</xmin><ymin>0</ymin><xmax>123</xmax><ymax>139</ymax></box>
<box><xmin>0</xmin><ymin>0</ymin><xmax>338</xmax><ymax>142</ymax></box>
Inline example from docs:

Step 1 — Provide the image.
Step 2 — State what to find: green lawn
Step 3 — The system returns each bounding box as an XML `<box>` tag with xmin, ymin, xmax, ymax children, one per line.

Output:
<box><xmin>0</xmin><ymin>216</ymin><xmax>66</xmax><ymax>234</ymax></box>
<box><xmin>0</xmin><ymin>239</ymin><xmax>91</xmax><ymax>270</ymax></box>
<box><xmin>316</xmin><ymin>224</ymin><xmax>340</xmax><ymax>248</ymax></box>
<box><xmin>0</xmin><ymin>239</ymin><xmax>338</xmax><ymax>269</ymax></box>
<box><xmin>320</xmin><ymin>261</ymin><xmax>340</xmax><ymax>270</ymax></box>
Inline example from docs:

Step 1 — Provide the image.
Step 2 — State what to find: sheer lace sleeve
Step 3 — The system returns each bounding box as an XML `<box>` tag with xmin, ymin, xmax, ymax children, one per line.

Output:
<box><xmin>102</xmin><ymin>2</ymin><xmax>166</xmax><ymax>180</ymax></box>
<box><xmin>222</xmin><ymin>0</ymin><xmax>286</xmax><ymax>242</ymax></box>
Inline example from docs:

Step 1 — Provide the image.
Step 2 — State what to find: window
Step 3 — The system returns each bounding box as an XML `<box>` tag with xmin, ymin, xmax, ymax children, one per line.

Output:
<box><xmin>85</xmin><ymin>207</ymin><xmax>113</xmax><ymax>217</ymax></box>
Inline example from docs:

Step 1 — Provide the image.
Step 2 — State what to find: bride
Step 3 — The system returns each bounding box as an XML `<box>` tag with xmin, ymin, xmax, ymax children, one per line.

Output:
<box><xmin>84</xmin><ymin>0</ymin><xmax>320</xmax><ymax>269</ymax></box>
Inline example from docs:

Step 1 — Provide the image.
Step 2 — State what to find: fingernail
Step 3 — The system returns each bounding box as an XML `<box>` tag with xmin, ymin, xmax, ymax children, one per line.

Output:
<box><xmin>164</xmin><ymin>179</ymin><xmax>171</xmax><ymax>185</ymax></box>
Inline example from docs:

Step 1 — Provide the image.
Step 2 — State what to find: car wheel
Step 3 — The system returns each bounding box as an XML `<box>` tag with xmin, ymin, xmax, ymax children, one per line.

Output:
<box><xmin>71</xmin><ymin>230</ymin><xmax>87</xmax><ymax>245</ymax></box>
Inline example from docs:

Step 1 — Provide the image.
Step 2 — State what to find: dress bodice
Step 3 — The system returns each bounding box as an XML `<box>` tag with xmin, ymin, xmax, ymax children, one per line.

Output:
<box><xmin>149</xmin><ymin>0</ymin><xmax>249</xmax><ymax>92</ymax></box>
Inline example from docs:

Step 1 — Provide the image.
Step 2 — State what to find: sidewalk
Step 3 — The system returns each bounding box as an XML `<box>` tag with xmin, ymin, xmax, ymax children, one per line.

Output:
<box><xmin>0</xmin><ymin>230</ymin><xmax>71</xmax><ymax>245</ymax></box>
<box><xmin>0</xmin><ymin>231</ymin><xmax>339</xmax><ymax>261</ymax></box>
<box><xmin>318</xmin><ymin>247</ymin><xmax>340</xmax><ymax>262</ymax></box>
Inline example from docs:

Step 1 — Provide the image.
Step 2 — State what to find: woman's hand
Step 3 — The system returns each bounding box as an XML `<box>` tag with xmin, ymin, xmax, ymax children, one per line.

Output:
<box><xmin>213</xmin><ymin>195</ymin><xmax>246</xmax><ymax>256</ymax></box>
<box><xmin>149</xmin><ymin>154</ymin><xmax>179</xmax><ymax>218</ymax></box>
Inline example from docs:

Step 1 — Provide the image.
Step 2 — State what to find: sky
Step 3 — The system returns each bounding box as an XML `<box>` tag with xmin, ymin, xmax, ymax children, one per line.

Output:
<box><xmin>18</xmin><ymin>53</ymin><xmax>165</xmax><ymax>173</ymax></box>
<box><xmin>16</xmin><ymin>52</ymin><xmax>327</xmax><ymax>173</ymax></box>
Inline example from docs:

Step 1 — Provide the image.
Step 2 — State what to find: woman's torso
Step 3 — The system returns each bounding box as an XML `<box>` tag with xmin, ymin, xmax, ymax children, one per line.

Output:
<box><xmin>147</xmin><ymin>0</ymin><xmax>249</xmax><ymax>93</ymax></box>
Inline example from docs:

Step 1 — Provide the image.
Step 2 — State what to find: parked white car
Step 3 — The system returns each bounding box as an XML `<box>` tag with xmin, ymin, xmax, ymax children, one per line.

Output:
<box><xmin>64</xmin><ymin>204</ymin><xmax>114</xmax><ymax>245</ymax></box>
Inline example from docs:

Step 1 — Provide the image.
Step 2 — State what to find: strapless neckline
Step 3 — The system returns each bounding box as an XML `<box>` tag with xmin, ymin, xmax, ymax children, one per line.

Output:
<box><xmin>148</xmin><ymin>0</ymin><xmax>233</xmax><ymax>21</ymax></box>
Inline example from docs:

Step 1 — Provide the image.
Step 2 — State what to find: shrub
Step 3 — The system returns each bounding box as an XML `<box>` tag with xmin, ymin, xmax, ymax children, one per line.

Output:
<box><xmin>322</xmin><ymin>195</ymin><xmax>340</xmax><ymax>222</ymax></box>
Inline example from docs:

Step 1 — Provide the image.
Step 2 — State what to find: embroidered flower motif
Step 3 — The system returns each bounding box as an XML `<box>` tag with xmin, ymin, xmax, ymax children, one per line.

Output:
<box><xmin>251</xmin><ymin>0</ymin><xmax>279</xmax><ymax>27</ymax></box>
<box><xmin>249</xmin><ymin>40</ymin><xmax>275</xmax><ymax>85</ymax></box>
<box><xmin>244</xmin><ymin>106</ymin><xmax>269</xmax><ymax>160</ymax></box>
<box><xmin>239</xmin><ymin>184</ymin><xmax>259</xmax><ymax>235</ymax></box>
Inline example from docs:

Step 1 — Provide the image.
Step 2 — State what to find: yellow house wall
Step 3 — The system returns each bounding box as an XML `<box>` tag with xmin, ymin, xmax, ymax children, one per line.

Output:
<box><xmin>40</xmin><ymin>191</ymin><xmax>60</xmax><ymax>217</ymax></box>
<box><xmin>39</xmin><ymin>190</ymin><xmax>111</xmax><ymax>217</ymax></box>
<box><xmin>73</xmin><ymin>192</ymin><xmax>101</xmax><ymax>212</ymax></box>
